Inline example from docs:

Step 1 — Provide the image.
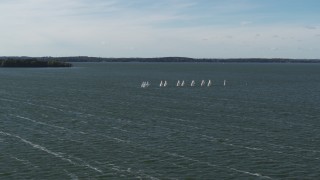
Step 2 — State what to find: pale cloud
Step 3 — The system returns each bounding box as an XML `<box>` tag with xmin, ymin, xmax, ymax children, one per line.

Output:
<box><xmin>305</xmin><ymin>26</ymin><xmax>317</xmax><ymax>30</ymax></box>
<box><xmin>0</xmin><ymin>0</ymin><xmax>319</xmax><ymax>58</ymax></box>
<box><xmin>240</xmin><ymin>21</ymin><xmax>253</xmax><ymax>26</ymax></box>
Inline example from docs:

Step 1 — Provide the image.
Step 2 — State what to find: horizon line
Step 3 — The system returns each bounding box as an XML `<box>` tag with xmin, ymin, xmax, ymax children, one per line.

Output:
<box><xmin>1</xmin><ymin>56</ymin><xmax>320</xmax><ymax>60</ymax></box>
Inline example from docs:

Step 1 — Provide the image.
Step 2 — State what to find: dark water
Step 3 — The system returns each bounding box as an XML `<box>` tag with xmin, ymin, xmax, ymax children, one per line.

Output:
<box><xmin>1</xmin><ymin>63</ymin><xmax>320</xmax><ymax>179</ymax></box>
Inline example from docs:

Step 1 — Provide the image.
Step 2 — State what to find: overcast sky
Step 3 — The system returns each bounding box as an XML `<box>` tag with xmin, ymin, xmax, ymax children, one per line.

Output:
<box><xmin>0</xmin><ymin>0</ymin><xmax>319</xmax><ymax>58</ymax></box>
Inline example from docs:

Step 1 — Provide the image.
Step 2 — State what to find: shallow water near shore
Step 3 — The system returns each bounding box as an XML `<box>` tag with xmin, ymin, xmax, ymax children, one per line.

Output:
<box><xmin>1</xmin><ymin>62</ymin><xmax>320</xmax><ymax>179</ymax></box>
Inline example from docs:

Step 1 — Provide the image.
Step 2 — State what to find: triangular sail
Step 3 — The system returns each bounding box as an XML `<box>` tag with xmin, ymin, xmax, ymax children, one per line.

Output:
<box><xmin>141</xmin><ymin>81</ymin><xmax>146</xmax><ymax>88</ymax></box>
<box><xmin>201</xmin><ymin>80</ymin><xmax>205</xmax><ymax>87</ymax></box>
<box><xmin>176</xmin><ymin>80</ymin><xmax>181</xmax><ymax>86</ymax></box>
<box><xmin>191</xmin><ymin>80</ymin><xmax>195</xmax><ymax>87</ymax></box>
<box><xmin>207</xmin><ymin>80</ymin><xmax>212</xmax><ymax>87</ymax></box>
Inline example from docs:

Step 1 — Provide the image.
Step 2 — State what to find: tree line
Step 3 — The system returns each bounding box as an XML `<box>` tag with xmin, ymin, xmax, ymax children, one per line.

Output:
<box><xmin>0</xmin><ymin>58</ymin><xmax>72</xmax><ymax>67</ymax></box>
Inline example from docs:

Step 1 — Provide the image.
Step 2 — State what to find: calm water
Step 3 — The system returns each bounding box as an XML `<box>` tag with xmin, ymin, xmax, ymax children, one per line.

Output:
<box><xmin>1</xmin><ymin>63</ymin><xmax>320</xmax><ymax>179</ymax></box>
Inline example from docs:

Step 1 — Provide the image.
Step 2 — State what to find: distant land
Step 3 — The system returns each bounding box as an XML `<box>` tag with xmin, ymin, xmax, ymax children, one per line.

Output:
<box><xmin>0</xmin><ymin>56</ymin><xmax>320</xmax><ymax>63</ymax></box>
<box><xmin>0</xmin><ymin>58</ymin><xmax>72</xmax><ymax>67</ymax></box>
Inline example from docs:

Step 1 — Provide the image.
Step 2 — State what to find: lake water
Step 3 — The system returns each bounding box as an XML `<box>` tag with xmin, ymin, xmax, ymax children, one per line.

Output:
<box><xmin>1</xmin><ymin>63</ymin><xmax>320</xmax><ymax>179</ymax></box>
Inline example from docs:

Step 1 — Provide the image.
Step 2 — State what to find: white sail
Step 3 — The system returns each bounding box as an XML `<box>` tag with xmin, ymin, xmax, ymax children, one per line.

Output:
<box><xmin>201</xmin><ymin>80</ymin><xmax>205</xmax><ymax>87</ymax></box>
<box><xmin>223</xmin><ymin>80</ymin><xmax>226</xmax><ymax>86</ymax></box>
<box><xmin>191</xmin><ymin>80</ymin><xmax>195</xmax><ymax>87</ymax></box>
<box><xmin>207</xmin><ymin>80</ymin><xmax>212</xmax><ymax>87</ymax></box>
<box><xmin>141</xmin><ymin>81</ymin><xmax>146</xmax><ymax>88</ymax></box>
<box><xmin>146</xmin><ymin>81</ymin><xmax>150</xmax><ymax>87</ymax></box>
<box><xmin>160</xmin><ymin>80</ymin><xmax>163</xmax><ymax>87</ymax></box>
<box><xmin>181</xmin><ymin>80</ymin><xmax>185</xmax><ymax>86</ymax></box>
<box><xmin>176</xmin><ymin>80</ymin><xmax>181</xmax><ymax>86</ymax></box>
<box><xmin>164</xmin><ymin>80</ymin><xmax>167</xmax><ymax>87</ymax></box>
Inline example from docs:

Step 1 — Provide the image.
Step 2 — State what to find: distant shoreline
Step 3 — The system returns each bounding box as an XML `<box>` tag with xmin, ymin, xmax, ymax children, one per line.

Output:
<box><xmin>0</xmin><ymin>58</ymin><xmax>72</xmax><ymax>68</ymax></box>
<box><xmin>1</xmin><ymin>56</ymin><xmax>320</xmax><ymax>63</ymax></box>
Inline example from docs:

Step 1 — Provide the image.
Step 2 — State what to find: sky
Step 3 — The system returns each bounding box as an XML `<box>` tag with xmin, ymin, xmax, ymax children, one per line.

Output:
<box><xmin>0</xmin><ymin>0</ymin><xmax>319</xmax><ymax>58</ymax></box>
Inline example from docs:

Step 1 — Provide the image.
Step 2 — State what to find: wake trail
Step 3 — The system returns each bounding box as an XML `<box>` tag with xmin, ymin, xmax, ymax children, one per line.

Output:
<box><xmin>63</xmin><ymin>169</ymin><xmax>79</xmax><ymax>180</ymax></box>
<box><xmin>166</xmin><ymin>152</ymin><xmax>274</xmax><ymax>179</ymax></box>
<box><xmin>7</xmin><ymin>153</ymin><xmax>39</xmax><ymax>169</ymax></box>
<box><xmin>13</xmin><ymin>115</ymin><xmax>66</xmax><ymax>130</ymax></box>
<box><xmin>12</xmin><ymin>114</ymin><xmax>132</xmax><ymax>145</ymax></box>
<box><xmin>202</xmin><ymin>135</ymin><xmax>320</xmax><ymax>161</ymax></box>
<box><xmin>5</xmin><ymin>114</ymin><xmax>301</xmax><ymax>179</ymax></box>
<box><xmin>94</xmin><ymin>160</ymin><xmax>160</xmax><ymax>180</ymax></box>
<box><xmin>1</xmin><ymin>97</ymin><xmax>93</xmax><ymax>118</ymax></box>
<box><xmin>0</xmin><ymin>130</ymin><xmax>102</xmax><ymax>174</ymax></box>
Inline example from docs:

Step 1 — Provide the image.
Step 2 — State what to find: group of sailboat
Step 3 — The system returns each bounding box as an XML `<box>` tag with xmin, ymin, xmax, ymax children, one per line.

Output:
<box><xmin>159</xmin><ymin>80</ymin><xmax>168</xmax><ymax>87</ymax></box>
<box><xmin>141</xmin><ymin>79</ymin><xmax>224</xmax><ymax>88</ymax></box>
<box><xmin>176</xmin><ymin>80</ymin><xmax>185</xmax><ymax>87</ymax></box>
<box><xmin>190</xmin><ymin>80</ymin><xmax>212</xmax><ymax>87</ymax></box>
<box><xmin>141</xmin><ymin>81</ymin><xmax>150</xmax><ymax>88</ymax></box>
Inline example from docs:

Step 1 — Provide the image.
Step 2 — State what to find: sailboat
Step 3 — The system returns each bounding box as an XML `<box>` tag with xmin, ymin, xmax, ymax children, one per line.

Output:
<box><xmin>160</xmin><ymin>80</ymin><xmax>163</xmax><ymax>87</ymax></box>
<box><xmin>191</xmin><ymin>80</ymin><xmax>195</xmax><ymax>87</ymax></box>
<box><xmin>176</xmin><ymin>80</ymin><xmax>181</xmax><ymax>86</ymax></box>
<box><xmin>164</xmin><ymin>80</ymin><xmax>168</xmax><ymax>87</ymax></box>
<box><xmin>181</xmin><ymin>80</ymin><xmax>185</xmax><ymax>86</ymax></box>
<box><xmin>201</xmin><ymin>80</ymin><xmax>205</xmax><ymax>87</ymax></box>
<box><xmin>141</xmin><ymin>81</ymin><xmax>146</xmax><ymax>88</ymax></box>
<box><xmin>223</xmin><ymin>80</ymin><xmax>226</xmax><ymax>86</ymax></box>
<box><xmin>145</xmin><ymin>81</ymin><xmax>150</xmax><ymax>87</ymax></box>
<box><xmin>207</xmin><ymin>80</ymin><xmax>212</xmax><ymax>87</ymax></box>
